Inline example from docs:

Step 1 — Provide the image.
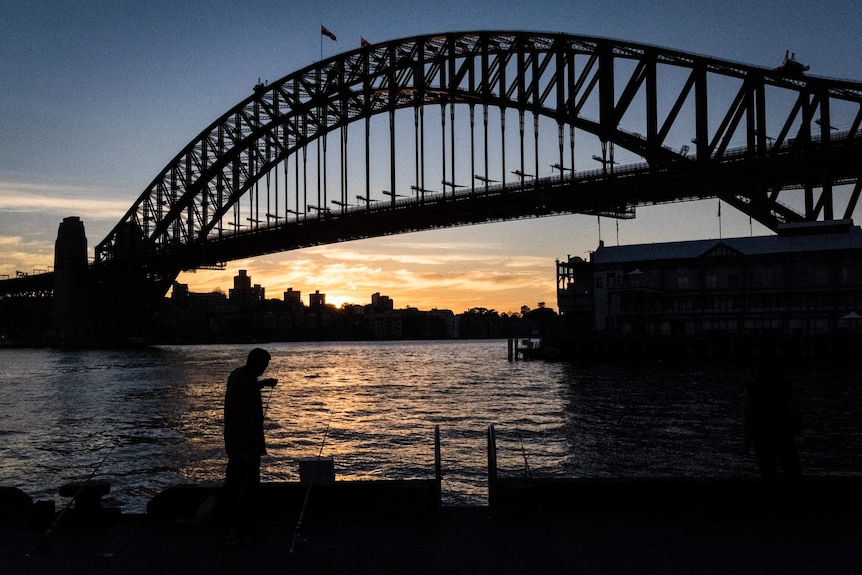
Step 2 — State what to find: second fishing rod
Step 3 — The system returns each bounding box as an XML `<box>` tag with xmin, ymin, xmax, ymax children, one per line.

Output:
<box><xmin>289</xmin><ymin>410</ymin><xmax>334</xmax><ymax>556</ymax></box>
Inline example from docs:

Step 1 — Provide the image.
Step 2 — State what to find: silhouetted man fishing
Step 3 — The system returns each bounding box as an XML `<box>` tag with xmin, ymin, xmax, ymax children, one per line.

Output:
<box><xmin>222</xmin><ymin>348</ymin><xmax>278</xmax><ymax>543</ymax></box>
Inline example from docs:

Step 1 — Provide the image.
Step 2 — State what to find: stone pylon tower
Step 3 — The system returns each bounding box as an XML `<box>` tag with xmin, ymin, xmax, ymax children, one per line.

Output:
<box><xmin>49</xmin><ymin>216</ymin><xmax>92</xmax><ymax>345</ymax></box>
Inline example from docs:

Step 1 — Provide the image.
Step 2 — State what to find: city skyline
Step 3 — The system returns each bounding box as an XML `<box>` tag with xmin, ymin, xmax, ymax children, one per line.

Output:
<box><xmin>2</xmin><ymin>2</ymin><xmax>860</xmax><ymax>314</ymax></box>
<box><xmin>177</xmin><ymin>267</ymin><xmax>540</xmax><ymax>314</ymax></box>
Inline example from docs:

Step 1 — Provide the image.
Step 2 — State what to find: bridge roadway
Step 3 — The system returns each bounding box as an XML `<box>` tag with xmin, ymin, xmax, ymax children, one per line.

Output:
<box><xmin>0</xmin><ymin>272</ymin><xmax>53</xmax><ymax>298</ymax></box>
<box><xmin>154</xmin><ymin>135</ymin><xmax>861</xmax><ymax>271</ymax></box>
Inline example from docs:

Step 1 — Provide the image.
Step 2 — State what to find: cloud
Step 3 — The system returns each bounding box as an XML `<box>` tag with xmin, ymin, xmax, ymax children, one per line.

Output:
<box><xmin>392</xmin><ymin>267</ymin><xmax>547</xmax><ymax>292</ymax></box>
<box><xmin>0</xmin><ymin>180</ymin><xmax>129</xmax><ymax>220</ymax></box>
<box><xmin>304</xmin><ymin>244</ymin><xmax>491</xmax><ymax>266</ymax></box>
<box><xmin>503</xmin><ymin>255</ymin><xmax>556</xmax><ymax>268</ymax></box>
<box><xmin>301</xmin><ymin>242</ymin><xmax>551</xmax><ymax>271</ymax></box>
<box><xmin>0</xmin><ymin>235</ymin><xmax>54</xmax><ymax>277</ymax></box>
<box><xmin>378</xmin><ymin>240</ymin><xmax>508</xmax><ymax>252</ymax></box>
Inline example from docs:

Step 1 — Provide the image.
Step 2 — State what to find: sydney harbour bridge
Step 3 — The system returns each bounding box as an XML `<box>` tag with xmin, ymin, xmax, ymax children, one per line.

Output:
<box><xmin>2</xmin><ymin>31</ymin><xmax>862</xmax><ymax>345</ymax></box>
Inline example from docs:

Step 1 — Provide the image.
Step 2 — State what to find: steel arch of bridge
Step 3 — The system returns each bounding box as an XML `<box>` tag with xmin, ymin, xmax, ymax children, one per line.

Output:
<box><xmin>95</xmin><ymin>31</ymin><xmax>862</xmax><ymax>272</ymax></box>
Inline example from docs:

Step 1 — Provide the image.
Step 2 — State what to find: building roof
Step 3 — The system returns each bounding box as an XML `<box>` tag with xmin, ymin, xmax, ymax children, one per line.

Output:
<box><xmin>591</xmin><ymin>220</ymin><xmax>862</xmax><ymax>265</ymax></box>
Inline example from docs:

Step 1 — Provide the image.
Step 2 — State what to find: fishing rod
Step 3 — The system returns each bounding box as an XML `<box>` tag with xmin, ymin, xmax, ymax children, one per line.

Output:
<box><xmin>28</xmin><ymin>445</ymin><xmax>115</xmax><ymax>557</ymax></box>
<box><xmin>518</xmin><ymin>431</ymin><xmax>531</xmax><ymax>480</ymax></box>
<box><xmin>289</xmin><ymin>410</ymin><xmax>334</xmax><ymax>557</ymax></box>
<box><xmin>262</xmin><ymin>382</ymin><xmax>276</xmax><ymax>419</ymax></box>
<box><xmin>259</xmin><ymin>380</ymin><xmax>277</xmax><ymax>476</ymax></box>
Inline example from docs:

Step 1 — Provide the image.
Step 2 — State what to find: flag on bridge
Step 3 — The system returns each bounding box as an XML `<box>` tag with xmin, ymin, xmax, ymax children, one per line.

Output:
<box><xmin>361</xmin><ymin>37</ymin><xmax>370</xmax><ymax>47</ymax></box>
<box><xmin>321</xmin><ymin>26</ymin><xmax>337</xmax><ymax>41</ymax></box>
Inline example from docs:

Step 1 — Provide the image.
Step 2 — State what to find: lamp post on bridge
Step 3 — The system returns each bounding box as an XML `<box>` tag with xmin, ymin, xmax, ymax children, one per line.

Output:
<box><xmin>512</xmin><ymin>170</ymin><xmax>534</xmax><ymax>188</ymax></box>
<box><xmin>551</xmin><ymin>163</ymin><xmax>573</xmax><ymax>181</ymax></box>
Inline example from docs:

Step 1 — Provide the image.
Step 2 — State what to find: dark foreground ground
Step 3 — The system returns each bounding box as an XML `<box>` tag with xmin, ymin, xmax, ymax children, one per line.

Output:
<box><xmin>4</xmin><ymin>479</ymin><xmax>862</xmax><ymax>574</ymax></box>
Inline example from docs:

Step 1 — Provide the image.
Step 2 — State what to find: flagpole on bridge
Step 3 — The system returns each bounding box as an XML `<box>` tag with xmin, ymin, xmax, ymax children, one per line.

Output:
<box><xmin>321</xmin><ymin>25</ymin><xmax>337</xmax><ymax>61</ymax></box>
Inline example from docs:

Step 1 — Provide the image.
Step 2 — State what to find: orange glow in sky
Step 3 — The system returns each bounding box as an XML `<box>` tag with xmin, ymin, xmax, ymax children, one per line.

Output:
<box><xmin>174</xmin><ymin>226</ymin><xmax>562</xmax><ymax>314</ymax></box>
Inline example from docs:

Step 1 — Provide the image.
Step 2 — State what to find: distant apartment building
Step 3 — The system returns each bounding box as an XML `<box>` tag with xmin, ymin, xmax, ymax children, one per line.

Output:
<box><xmin>229</xmin><ymin>270</ymin><xmax>265</xmax><ymax>306</ymax></box>
<box><xmin>309</xmin><ymin>290</ymin><xmax>326</xmax><ymax>308</ymax></box>
<box><xmin>557</xmin><ymin>220</ymin><xmax>862</xmax><ymax>355</ymax></box>
<box><xmin>284</xmin><ymin>288</ymin><xmax>303</xmax><ymax>308</ymax></box>
<box><xmin>430</xmin><ymin>308</ymin><xmax>460</xmax><ymax>339</ymax></box>
<box><xmin>171</xmin><ymin>282</ymin><xmax>190</xmax><ymax>299</ymax></box>
<box><xmin>369</xmin><ymin>313</ymin><xmax>403</xmax><ymax>339</ymax></box>
<box><xmin>369</xmin><ymin>292</ymin><xmax>394</xmax><ymax>312</ymax></box>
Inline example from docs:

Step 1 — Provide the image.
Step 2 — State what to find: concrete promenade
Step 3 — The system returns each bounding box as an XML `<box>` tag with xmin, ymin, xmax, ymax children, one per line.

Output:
<box><xmin>4</xmin><ymin>480</ymin><xmax>862</xmax><ymax>574</ymax></box>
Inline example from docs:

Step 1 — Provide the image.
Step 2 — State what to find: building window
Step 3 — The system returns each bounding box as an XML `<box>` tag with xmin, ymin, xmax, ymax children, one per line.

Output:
<box><xmin>760</xmin><ymin>270</ymin><xmax>775</xmax><ymax>287</ymax></box>
<box><xmin>728</xmin><ymin>274</ymin><xmax>740</xmax><ymax>289</ymax></box>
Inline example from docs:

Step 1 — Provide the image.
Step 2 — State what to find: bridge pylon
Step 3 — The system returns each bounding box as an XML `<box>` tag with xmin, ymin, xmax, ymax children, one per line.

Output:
<box><xmin>48</xmin><ymin>217</ymin><xmax>92</xmax><ymax>346</ymax></box>
<box><xmin>46</xmin><ymin>217</ymin><xmax>178</xmax><ymax>347</ymax></box>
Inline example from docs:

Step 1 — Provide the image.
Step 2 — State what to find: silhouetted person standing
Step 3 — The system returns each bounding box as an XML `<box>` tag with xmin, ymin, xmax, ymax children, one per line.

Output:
<box><xmin>744</xmin><ymin>356</ymin><xmax>802</xmax><ymax>482</ymax></box>
<box><xmin>222</xmin><ymin>348</ymin><xmax>277</xmax><ymax>542</ymax></box>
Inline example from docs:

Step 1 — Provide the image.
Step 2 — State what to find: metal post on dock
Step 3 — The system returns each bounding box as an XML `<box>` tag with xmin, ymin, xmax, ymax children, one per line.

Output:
<box><xmin>507</xmin><ymin>338</ymin><xmax>514</xmax><ymax>361</ymax></box>
<box><xmin>487</xmin><ymin>424</ymin><xmax>498</xmax><ymax>516</ymax></box>
<box><xmin>434</xmin><ymin>424</ymin><xmax>442</xmax><ymax>513</ymax></box>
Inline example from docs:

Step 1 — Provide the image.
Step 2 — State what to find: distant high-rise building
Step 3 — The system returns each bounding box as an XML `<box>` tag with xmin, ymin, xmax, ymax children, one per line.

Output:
<box><xmin>172</xmin><ymin>282</ymin><xmax>190</xmax><ymax>299</ymax></box>
<box><xmin>229</xmin><ymin>270</ymin><xmax>264</xmax><ymax>304</ymax></box>
<box><xmin>234</xmin><ymin>270</ymin><xmax>251</xmax><ymax>290</ymax></box>
<box><xmin>284</xmin><ymin>288</ymin><xmax>302</xmax><ymax>303</ymax></box>
<box><xmin>310</xmin><ymin>290</ymin><xmax>326</xmax><ymax>308</ymax></box>
<box><xmin>370</xmin><ymin>292</ymin><xmax>394</xmax><ymax>312</ymax></box>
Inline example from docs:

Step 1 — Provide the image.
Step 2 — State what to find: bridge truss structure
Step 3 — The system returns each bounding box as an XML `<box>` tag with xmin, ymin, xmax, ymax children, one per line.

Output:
<box><xmin>94</xmin><ymin>31</ymin><xmax>862</xmax><ymax>279</ymax></box>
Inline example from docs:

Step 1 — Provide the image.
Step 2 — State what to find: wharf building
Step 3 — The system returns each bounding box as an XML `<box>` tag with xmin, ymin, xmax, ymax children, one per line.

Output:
<box><xmin>556</xmin><ymin>219</ymin><xmax>862</xmax><ymax>358</ymax></box>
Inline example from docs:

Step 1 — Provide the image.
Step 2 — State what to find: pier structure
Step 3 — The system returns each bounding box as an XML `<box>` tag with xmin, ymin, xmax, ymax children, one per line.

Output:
<box><xmin>3</xmin><ymin>424</ymin><xmax>861</xmax><ymax>573</ymax></box>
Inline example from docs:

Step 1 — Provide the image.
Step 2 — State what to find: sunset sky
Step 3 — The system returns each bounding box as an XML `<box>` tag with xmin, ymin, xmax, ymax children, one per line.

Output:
<box><xmin>2</xmin><ymin>1</ymin><xmax>860</xmax><ymax>314</ymax></box>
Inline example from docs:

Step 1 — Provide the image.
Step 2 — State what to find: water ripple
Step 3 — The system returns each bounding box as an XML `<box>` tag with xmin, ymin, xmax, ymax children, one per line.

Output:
<box><xmin>1</xmin><ymin>342</ymin><xmax>859</xmax><ymax>512</ymax></box>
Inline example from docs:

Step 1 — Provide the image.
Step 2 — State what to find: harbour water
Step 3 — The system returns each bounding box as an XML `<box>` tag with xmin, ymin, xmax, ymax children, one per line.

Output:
<box><xmin>1</xmin><ymin>340</ymin><xmax>859</xmax><ymax>513</ymax></box>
